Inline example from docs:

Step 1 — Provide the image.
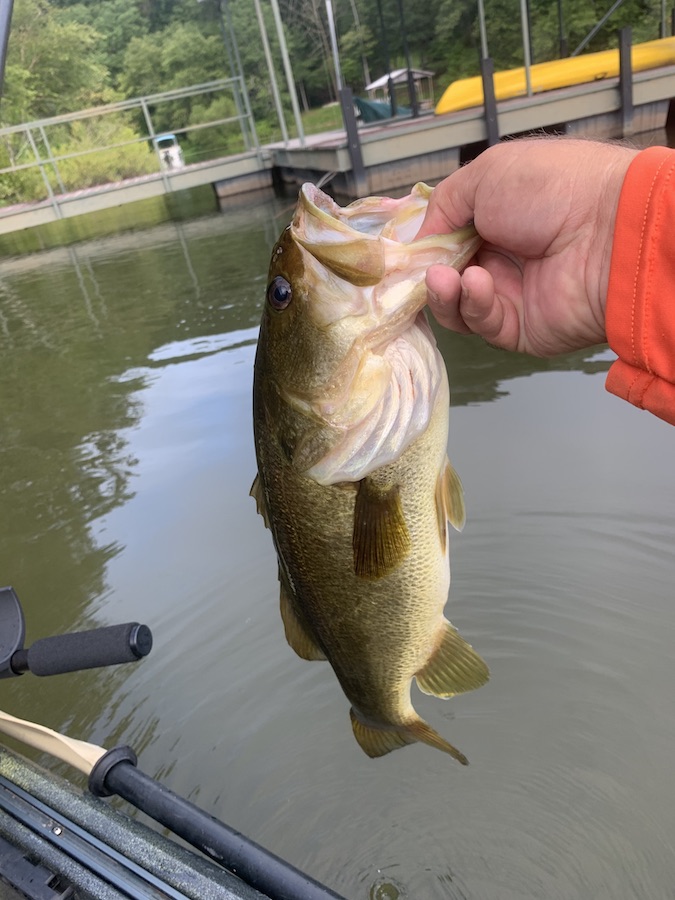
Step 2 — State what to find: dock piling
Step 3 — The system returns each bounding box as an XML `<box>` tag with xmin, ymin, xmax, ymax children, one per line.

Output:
<box><xmin>480</xmin><ymin>58</ymin><xmax>500</xmax><ymax>146</ymax></box>
<box><xmin>619</xmin><ymin>27</ymin><xmax>634</xmax><ymax>135</ymax></box>
<box><xmin>339</xmin><ymin>87</ymin><xmax>368</xmax><ymax>196</ymax></box>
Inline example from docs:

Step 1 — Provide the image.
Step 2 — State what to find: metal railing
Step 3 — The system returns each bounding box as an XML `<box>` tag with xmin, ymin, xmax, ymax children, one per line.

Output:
<box><xmin>0</xmin><ymin>78</ymin><xmax>261</xmax><ymax>216</ymax></box>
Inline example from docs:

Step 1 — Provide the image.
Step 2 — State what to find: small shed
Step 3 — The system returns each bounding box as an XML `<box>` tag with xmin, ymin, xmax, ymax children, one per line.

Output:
<box><xmin>365</xmin><ymin>68</ymin><xmax>435</xmax><ymax>110</ymax></box>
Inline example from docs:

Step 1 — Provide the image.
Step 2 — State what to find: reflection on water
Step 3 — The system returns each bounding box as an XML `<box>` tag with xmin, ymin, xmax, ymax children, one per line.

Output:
<box><xmin>1</xmin><ymin>168</ymin><xmax>675</xmax><ymax>900</ymax></box>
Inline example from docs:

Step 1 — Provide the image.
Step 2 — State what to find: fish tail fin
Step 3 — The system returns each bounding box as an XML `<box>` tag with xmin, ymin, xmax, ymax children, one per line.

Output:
<box><xmin>349</xmin><ymin>709</ymin><xmax>468</xmax><ymax>765</ymax></box>
<box><xmin>407</xmin><ymin>718</ymin><xmax>469</xmax><ymax>765</ymax></box>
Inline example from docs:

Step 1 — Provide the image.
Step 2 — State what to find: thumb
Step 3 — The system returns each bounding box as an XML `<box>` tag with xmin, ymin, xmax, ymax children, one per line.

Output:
<box><xmin>416</xmin><ymin>163</ymin><xmax>479</xmax><ymax>240</ymax></box>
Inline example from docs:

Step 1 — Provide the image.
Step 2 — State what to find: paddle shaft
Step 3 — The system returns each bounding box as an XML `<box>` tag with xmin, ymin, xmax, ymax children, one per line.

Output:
<box><xmin>90</xmin><ymin>748</ymin><xmax>345</xmax><ymax>900</ymax></box>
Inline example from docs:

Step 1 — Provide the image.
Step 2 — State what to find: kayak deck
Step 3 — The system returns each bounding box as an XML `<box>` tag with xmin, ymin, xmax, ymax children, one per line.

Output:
<box><xmin>0</xmin><ymin>748</ymin><xmax>266</xmax><ymax>900</ymax></box>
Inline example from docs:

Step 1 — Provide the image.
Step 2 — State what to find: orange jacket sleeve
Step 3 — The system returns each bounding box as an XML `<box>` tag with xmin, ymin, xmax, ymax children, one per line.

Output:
<box><xmin>605</xmin><ymin>145</ymin><xmax>675</xmax><ymax>425</ymax></box>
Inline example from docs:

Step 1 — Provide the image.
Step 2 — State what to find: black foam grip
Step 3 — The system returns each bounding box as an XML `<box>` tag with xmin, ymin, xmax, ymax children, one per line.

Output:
<box><xmin>26</xmin><ymin>623</ymin><xmax>152</xmax><ymax>676</ymax></box>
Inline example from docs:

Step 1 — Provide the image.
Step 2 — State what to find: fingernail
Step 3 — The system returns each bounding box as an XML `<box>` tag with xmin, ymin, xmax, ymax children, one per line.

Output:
<box><xmin>427</xmin><ymin>288</ymin><xmax>440</xmax><ymax>306</ymax></box>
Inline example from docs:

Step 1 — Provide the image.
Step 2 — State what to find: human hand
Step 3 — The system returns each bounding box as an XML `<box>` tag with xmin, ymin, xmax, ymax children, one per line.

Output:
<box><xmin>416</xmin><ymin>138</ymin><xmax>639</xmax><ymax>356</ymax></box>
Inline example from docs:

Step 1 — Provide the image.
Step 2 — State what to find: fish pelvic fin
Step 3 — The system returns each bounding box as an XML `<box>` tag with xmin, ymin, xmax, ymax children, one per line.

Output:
<box><xmin>249</xmin><ymin>474</ymin><xmax>270</xmax><ymax>529</ymax></box>
<box><xmin>415</xmin><ymin>620</ymin><xmax>490</xmax><ymax>698</ymax></box>
<box><xmin>353</xmin><ymin>478</ymin><xmax>411</xmax><ymax>579</ymax></box>
<box><xmin>435</xmin><ymin>459</ymin><xmax>466</xmax><ymax>551</ymax></box>
<box><xmin>279</xmin><ymin>576</ymin><xmax>326</xmax><ymax>661</ymax></box>
<box><xmin>350</xmin><ymin>709</ymin><xmax>468</xmax><ymax>765</ymax></box>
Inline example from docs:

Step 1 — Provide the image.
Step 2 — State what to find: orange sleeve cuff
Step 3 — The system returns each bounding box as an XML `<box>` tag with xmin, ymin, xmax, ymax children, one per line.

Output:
<box><xmin>605</xmin><ymin>145</ymin><xmax>675</xmax><ymax>426</ymax></box>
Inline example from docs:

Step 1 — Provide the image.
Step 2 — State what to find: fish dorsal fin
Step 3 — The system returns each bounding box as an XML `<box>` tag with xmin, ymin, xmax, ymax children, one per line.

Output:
<box><xmin>415</xmin><ymin>620</ymin><xmax>489</xmax><ymax>698</ymax></box>
<box><xmin>249</xmin><ymin>473</ymin><xmax>270</xmax><ymax>529</ymax></box>
<box><xmin>279</xmin><ymin>575</ymin><xmax>326</xmax><ymax>661</ymax></box>
<box><xmin>353</xmin><ymin>478</ymin><xmax>411</xmax><ymax>579</ymax></box>
<box><xmin>435</xmin><ymin>458</ymin><xmax>466</xmax><ymax>550</ymax></box>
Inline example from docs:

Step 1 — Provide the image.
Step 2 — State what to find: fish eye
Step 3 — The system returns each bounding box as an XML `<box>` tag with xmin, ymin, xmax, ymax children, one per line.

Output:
<box><xmin>267</xmin><ymin>276</ymin><xmax>292</xmax><ymax>311</ymax></box>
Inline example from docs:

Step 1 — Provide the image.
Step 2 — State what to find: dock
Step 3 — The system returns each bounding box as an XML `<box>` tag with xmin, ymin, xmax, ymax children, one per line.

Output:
<box><xmin>1</xmin><ymin>58</ymin><xmax>674</xmax><ymax>237</ymax></box>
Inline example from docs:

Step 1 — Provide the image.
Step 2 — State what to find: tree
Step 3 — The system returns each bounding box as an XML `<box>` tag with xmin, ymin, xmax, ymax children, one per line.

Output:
<box><xmin>281</xmin><ymin>0</ymin><xmax>336</xmax><ymax>101</ymax></box>
<box><xmin>429</xmin><ymin>0</ymin><xmax>478</xmax><ymax>88</ymax></box>
<box><xmin>120</xmin><ymin>21</ymin><xmax>225</xmax><ymax>97</ymax></box>
<box><xmin>340</xmin><ymin>24</ymin><xmax>376</xmax><ymax>91</ymax></box>
<box><xmin>2</xmin><ymin>0</ymin><xmax>110</xmax><ymax>125</ymax></box>
<box><xmin>62</xmin><ymin>0</ymin><xmax>150</xmax><ymax>79</ymax></box>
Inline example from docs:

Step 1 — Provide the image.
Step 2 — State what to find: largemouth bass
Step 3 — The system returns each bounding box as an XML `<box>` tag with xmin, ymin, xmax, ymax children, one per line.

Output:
<box><xmin>251</xmin><ymin>183</ymin><xmax>489</xmax><ymax>763</ymax></box>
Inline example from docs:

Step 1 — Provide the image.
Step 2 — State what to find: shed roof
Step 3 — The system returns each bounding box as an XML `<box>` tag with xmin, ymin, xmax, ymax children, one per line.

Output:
<box><xmin>365</xmin><ymin>68</ymin><xmax>434</xmax><ymax>91</ymax></box>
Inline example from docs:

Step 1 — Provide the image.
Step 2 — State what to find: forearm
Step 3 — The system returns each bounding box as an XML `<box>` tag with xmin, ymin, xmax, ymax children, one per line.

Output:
<box><xmin>605</xmin><ymin>146</ymin><xmax>675</xmax><ymax>426</ymax></box>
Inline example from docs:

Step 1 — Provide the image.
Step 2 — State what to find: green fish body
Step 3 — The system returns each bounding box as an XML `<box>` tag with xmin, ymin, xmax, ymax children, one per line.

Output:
<box><xmin>251</xmin><ymin>183</ymin><xmax>489</xmax><ymax>762</ymax></box>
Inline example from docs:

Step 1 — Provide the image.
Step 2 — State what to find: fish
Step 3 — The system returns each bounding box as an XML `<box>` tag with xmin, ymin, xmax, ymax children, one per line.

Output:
<box><xmin>250</xmin><ymin>182</ymin><xmax>489</xmax><ymax>763</ymax></box>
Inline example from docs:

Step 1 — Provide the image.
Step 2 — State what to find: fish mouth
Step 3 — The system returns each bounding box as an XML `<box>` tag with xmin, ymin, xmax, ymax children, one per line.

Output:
<box><xmin>291</xmin><ymin>182</ymin><xmax>481</xmax><ymax>336</ymax></box>
<box><xmin>276</xmin><ymin>185</ymin><xmax>481</xmax><ymax>483</ymax></box>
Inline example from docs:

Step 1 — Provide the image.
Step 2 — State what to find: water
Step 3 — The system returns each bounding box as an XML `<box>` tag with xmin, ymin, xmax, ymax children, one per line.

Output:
<box><xmin>2</xmin><ymin>160</ymin><xmax>675</xmax><ymax>900</ymax></box>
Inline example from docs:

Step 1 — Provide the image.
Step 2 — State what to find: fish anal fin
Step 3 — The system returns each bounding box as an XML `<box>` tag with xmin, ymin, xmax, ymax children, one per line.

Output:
<box><xmin>415</xmin><ymin>620</ymin><xmax>489</xmax><ymax>698</ymax></box>
<box><xmin>436</xmin><ymin>458</ymin><xmax>466</xmax><ymax>536</ymax></box>
<box><xmin>279</xmin><ymin>579</ymin><xmax>326</xmax><ymax>661</ymax></box>
<box><xmin>349</xmin><ymin>709</ymin><xmax>469</xmax><ymax>764</ymax></box>
<box><xmin>349</xmin><ymin>709</ymin><xmax>416</xmax><ymax>758</ymax></box>
<box><xmin>249</xmin><ymin>474</ymin><xmax>270</xmax><ymax>529</ymax></box>
<box><xmin>353</xmin><ymin>479</ymin><xmax>411</xmax><ymax>580</ymax></box>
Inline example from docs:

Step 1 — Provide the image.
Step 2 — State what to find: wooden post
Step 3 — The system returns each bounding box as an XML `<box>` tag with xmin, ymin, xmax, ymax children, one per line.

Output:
<box><xmin>619</xmin><ymin>26</ymin><xmax>633</xmax><ymax>136</ymax></box>
<box><xmin>480</xmin><ymin>57</ymin><xmax>499</xmax><ymax>146</ymax></box>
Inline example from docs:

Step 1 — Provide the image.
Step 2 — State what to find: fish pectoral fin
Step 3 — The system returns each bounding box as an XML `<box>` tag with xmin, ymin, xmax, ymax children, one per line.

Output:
<box><xmin>291</xmin><ymin>423</ymin><xmax>336</xmax><ymax>473</ymax></box>
<box><xmin>279</xmin><ymin>579</ymin><xmax>326</xmax><ymax>661</ymax></box>
<box><xmin>350</xmin><ymin>709</ymin><xmax>469</xmax><ymax>764</ymax></box>
<box><xmin>353</xmin><ymin>478</ymin><xmax>411</xmax><ymax>579</ymax></box>
<box><xmin>416</xmin><ymin>620</ymin><xmax>489</xmax><ymax>698</ymax></box>
<box><xmin>249</xmin><ymin>474</ymin><xmax>270</xmax><ymax>529</ymax></box>
<box><xmin>435</xmin><ymin>459</ymin><xmax>466</xmax><ymax>545</ymax></box>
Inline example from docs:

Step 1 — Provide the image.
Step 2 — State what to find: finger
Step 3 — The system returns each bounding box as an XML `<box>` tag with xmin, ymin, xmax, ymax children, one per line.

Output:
<box><xmin>426</xmin><ymin>265</ymin><xmax>472</xmax><ymax>333</ymax></box>
<box><xmin>459</xmin><ymin>266</ymin><xmax>521</xmax><ymax>352</ymax></box>
<box><xmin>458</xmin><ymin>266</ymin><xmax>502</xmax><ymax>336</ymax></box>
<box><xmin>427</xmin><ymin>264</ymin><xmax>499</xmax><ymax>337</ymax></box>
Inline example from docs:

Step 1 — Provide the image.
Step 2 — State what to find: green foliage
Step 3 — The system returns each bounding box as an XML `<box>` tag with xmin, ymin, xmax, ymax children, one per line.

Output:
<box><xmin>184</xmin><ymin>93</ymin><xmax>244</xmax><ymax>161</ymax></box>
<box><xmin>340</xmin><ymin>24</ymin><xmax>376</xmax><ymax>91</ymax></box>
<box><xmin>54</xmin><ymin>120</ymin><xmax>157</xmax><ymax>190</ymax></box>
<box><xmin>62</xmin><ymin>0</ymin><xmax>149</xmax><ymax>77</ymax></box>
<box><xmin>427</xmin><ymin>0</ymin><xmax>478</xmax><ymax>85</ymax></box>
<box><xmin>0</xmin><ymin>154</ymin><xmax>45</xmax><ymax>205</ymax></box>
<box><xmin>299</xmin><ymin>102</ymin><xmax>343</xmax><ymax>134</ymax></box>
<box><xmin>358</xmin><ymin>0</ymin><xmax>443</xmax><ymax>75</ymax></box>
<box><xmin>120</xmin><ymin>21</ymin><xmax>226</xmax><ymax>97</ymax></box>
<box><xmin>3</xmin><ymin>0</ymin><xmax>109</xmax><ymax>124</ymax></box>
<box><xmin>0</xmin><ymin>119</ymin><xmax>157</xmax><ymax>204</ymax></box>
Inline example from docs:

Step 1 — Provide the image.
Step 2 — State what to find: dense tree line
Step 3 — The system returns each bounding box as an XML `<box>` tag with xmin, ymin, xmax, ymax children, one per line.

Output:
<box><xmin>0</xmin><ymin>0</ymin><xmax>664</xmax><ymax>201</ymax></box>
<box><xmin>3</xmin><ymin>0</ymin><xmax>663</xmax><ymax>119</ymax></box>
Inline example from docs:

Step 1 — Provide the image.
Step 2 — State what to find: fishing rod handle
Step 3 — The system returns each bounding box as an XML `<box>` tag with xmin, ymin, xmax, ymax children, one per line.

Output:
<box><xmin>12</xmin><ymin>623</ymin><xmax>153</xmax><ymax>676</ymax></box>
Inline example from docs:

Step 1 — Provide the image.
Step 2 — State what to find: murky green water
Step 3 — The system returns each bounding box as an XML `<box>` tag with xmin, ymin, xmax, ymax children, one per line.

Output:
<box><xmin>2</xmin><ymin>169</ymin><xmax>675</xmax><ymax>900</ymax></box>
